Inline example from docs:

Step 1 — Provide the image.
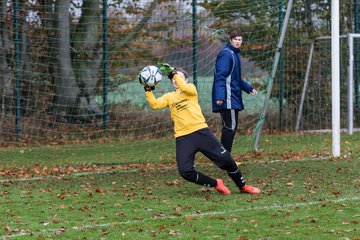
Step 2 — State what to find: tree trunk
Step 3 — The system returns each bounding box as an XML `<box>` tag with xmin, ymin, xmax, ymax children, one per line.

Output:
<box><xmin>304</xmin><ymin>0</ymin><xmax>314</xmax><ymax>39</ymax></box>
<box><xmin>72</xmin><ymin>0</ymin><xmax>102</xmax><ymax>117</ymax></box>
<box><xmin>50</xmin><ymin>0</ymin><xmax>79</xmax><ymax>121</ymax></box>
<box><xmin>19</xmin><ymin>1</ymin><xmax>33</xmax><ymax>116</ymax></box>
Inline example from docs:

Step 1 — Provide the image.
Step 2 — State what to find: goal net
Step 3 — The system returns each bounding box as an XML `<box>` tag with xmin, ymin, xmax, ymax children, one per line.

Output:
<box><xmin>294</xmin><ymin>35</ymin><xmax>359</xmax><ymax>134</ymax></box>
<box><xmin>0</xmin><ymin>0</ymin><xmax>284</xmax><ymax>158</ymax></box>
<box><xmin>2</xmin><ymin>1</ymin><xmax>357</xmax><ymax>162</ymax></box>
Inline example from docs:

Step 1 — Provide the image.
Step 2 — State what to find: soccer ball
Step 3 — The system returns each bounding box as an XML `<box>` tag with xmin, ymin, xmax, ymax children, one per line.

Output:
<box><xmin>139</xmin><ymin>65</ymin><xmax>162</xmax><ymax>87</ymax></box>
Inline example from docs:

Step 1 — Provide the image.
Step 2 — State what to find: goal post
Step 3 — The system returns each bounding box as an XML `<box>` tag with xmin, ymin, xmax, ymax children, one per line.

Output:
<box><xmin>295</xmin><ymin>40</ymin><xmax>314</xmax><ymax>132</ymax></box>
<box><xmin>347</xmin><ymin>33</ymin><xmax>360</xmax><ymax>134</ymax></box>
<box><xmin>332</xmin><ymin>0</ymin><xmax>340</xmax><ymax>157</ymax></box>
<box><xmin>253</xmin><ymin>0</ymin><xmax>294</xmax><ymax>152</ymax></box>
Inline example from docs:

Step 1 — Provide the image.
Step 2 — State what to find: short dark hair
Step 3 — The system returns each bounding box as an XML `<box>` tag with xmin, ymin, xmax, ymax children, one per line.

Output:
<box><xmin>174</xmin><ymin>66</ymin><xmax>188</xmax><ymax>79</ymax></box>
<box><xmin>229</xmin><ymin>29</ymin><xmax>243</xmax><ymax>40</ymax></box>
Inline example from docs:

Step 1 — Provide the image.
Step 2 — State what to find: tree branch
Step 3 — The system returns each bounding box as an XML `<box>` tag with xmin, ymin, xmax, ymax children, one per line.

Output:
<box><xmin>110</xmin><ymin>0</ymin><xmax>159</xmax><ymax>50</ymax></box>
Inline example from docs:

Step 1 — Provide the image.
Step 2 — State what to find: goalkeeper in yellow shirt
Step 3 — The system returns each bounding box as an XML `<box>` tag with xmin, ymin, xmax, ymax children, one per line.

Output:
<box><xmin>141</xmin><ymin>63</ymin><xmax>260</xmax><ymax>195</ymax></box>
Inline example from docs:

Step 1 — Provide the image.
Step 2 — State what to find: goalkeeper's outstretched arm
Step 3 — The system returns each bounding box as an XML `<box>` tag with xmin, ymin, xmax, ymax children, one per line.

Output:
<box><xmin>173</xmin><ymin>74</ymin><xmax>197</xmax><ymax>96</ymax></box>
<box><xmin>145</xmin><ymin>92</ymin><xmax>169</xmax><ymax>110</ymax></box>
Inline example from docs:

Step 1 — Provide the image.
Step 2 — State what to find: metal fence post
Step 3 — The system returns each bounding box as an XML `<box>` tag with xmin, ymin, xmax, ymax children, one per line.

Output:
<box><xmin>192</xmin><ymin>0</ymin><xmax>198</xmax><ymax>87</ymax></box>
<box><xmin>13</xmin><ymin>0</ymin><xmax>21</xmax><ymax>139</ymax></box>
<box><xmin>103</xmin><ymin>0</ymin><xmax>108</xmax><ymax>132</ymax></box>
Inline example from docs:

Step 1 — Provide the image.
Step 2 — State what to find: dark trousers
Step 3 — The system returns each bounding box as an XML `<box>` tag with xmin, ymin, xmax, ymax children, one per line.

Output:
<box><xmin>220</xmin><ymin>109</ymin><xmax>239</xmax><ymax>153</ymax></box>
<box><xmin>175</xmin><ymin>128</ymin><xmax>244</xmax><ymax>188</ymax></box>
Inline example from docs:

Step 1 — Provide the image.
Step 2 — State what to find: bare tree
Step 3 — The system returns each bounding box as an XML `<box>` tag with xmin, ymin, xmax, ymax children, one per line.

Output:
<box><xmin>48</xmin><ymin>0</ymin><xmax>159</xmax><ymax>122</ymax></box>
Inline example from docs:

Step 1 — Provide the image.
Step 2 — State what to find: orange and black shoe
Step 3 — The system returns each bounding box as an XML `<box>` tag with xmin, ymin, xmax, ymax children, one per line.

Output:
<box><xmin>240</xmin><ymin>184</ymin><xmax>261</xmax><ymax>194</ymax></box>
<box><xmin>215</xmin><ymin>179</ymin><xmax>231</xmax><ymax>195</ymax></box>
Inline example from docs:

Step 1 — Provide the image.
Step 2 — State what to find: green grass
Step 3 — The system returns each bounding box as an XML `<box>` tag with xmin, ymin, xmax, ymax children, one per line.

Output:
<box><xmin>0</xmin><ymin>133</ymin><xmax>359</xmax><ymax>239</ymax></box>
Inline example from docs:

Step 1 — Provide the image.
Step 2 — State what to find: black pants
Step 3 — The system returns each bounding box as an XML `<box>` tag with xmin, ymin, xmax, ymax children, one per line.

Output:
<box><xmin>220</xmin><ymin>109</ymin><xmax>239</xmax><ymax>153</ymax></box>
<box><xmin>175</xmin><ymin>128</ymin><xmax>245</xmax><ymax>188</ymax></box>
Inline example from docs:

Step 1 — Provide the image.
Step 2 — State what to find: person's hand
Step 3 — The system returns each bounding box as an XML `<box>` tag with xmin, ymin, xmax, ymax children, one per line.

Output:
<box><xmin>216</xmin><ymin>100</ymin><xmax>224</xmax><ymax>106</ymax></box>
<box><xmin>158</xmin><ymin>63</ymin><xmax>177</xmax><ymax>79</ymax></box>
<box><xmin>144</xmin><ymin>85</ymin><xmax>155</xmax><ymax>92</ymax></box>
<box><xmin>250</xmin><ymin>89</ymin><xmax>258</xmax><ymax>95</ymax></box>
<box><xmin>139</xmin><ymin>72</ymin><xmax>155</xmax><ymax>91</ymax></box>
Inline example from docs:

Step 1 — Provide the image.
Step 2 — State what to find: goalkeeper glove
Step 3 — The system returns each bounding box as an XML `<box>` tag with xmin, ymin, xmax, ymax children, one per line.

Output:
<box><xmin>158</xmin><ymin>63</ymin><xmax>177</xmax><ymax>79</ymax></box>
<box><xmin>144</xmin><ymin>86</ymin><xmax>155</xmax><ymax>92</ymax></box>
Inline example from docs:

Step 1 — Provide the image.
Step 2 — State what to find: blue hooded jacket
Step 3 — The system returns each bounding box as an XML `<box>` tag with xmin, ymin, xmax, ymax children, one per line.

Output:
<box><xmin>212</xmin><ymin>43</ymin><xmax>254</xmax><ymax>112</ymax></box>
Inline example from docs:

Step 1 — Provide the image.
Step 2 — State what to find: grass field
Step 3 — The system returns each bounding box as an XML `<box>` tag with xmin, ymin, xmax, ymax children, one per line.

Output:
<box><xmin>0</xmin><ymin>133</ymin><xmax>359</xmax><ymax>239</ymax></box>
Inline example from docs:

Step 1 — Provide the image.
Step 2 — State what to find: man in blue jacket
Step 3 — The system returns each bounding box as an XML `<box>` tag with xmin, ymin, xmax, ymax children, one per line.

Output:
<box><xmin>212</xmin><ymin>29</ymin><xmax>258</xmax><ymax>153</ymax></box>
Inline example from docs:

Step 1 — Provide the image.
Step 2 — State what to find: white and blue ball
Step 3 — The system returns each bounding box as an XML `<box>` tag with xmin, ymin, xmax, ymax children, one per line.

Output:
<box><xmin>139</xmin><ymin>65</ymin><xmax>162</xmax><ymax>87</ymax></box>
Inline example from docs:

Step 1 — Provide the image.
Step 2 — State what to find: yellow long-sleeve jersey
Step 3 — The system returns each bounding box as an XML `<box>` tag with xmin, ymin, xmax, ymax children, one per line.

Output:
<box><xmin>145</xmin><ymin>74</ymin><xmax>208</xmax><ymax>138</ymax></box>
